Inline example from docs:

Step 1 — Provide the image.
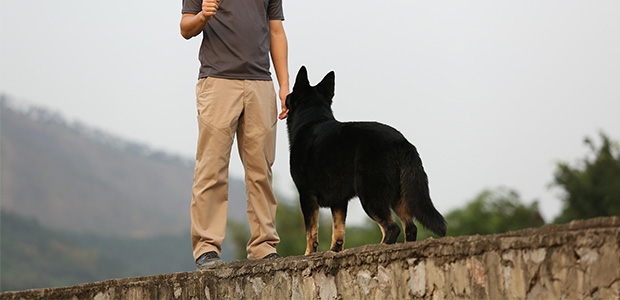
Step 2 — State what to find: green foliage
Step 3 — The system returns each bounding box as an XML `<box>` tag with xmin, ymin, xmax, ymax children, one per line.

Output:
<box><xmin>227</xmin><ymin>219</ymin><xmax>251</xmax><ymax>259</ymax></box>
<box><xmin>552</xmin><ymin>132</ymin><xmax>620</xmax><ymax>224</ymax></box>
<box><xmin>228</xmin><ymin>199</ymin><xmax>329</xmax><ymax>259</ymax></box>
<box><xmin>272</xmin><ymin>200</ymin><xmax>309</xmax><ymax>256</ymax></box>
<box><xmin>1</xmin><ymin>210</ymin><xmax>116</xmax><ymax>291</ymax></box>
<box><xmin>445</xmin><ymin>187</ymin><xmax>545</xmax><ymax>236</ymax></box>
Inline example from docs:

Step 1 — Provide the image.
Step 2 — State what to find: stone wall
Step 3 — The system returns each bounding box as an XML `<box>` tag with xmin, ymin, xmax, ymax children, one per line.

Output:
<box><xmin>2</xmin><ymin>217</ymin><xmax>619</xmax><ymax>299</ymax></box>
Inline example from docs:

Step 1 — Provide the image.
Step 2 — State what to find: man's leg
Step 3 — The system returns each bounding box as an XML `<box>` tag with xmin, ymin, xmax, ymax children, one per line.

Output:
<box><xmin>191</xmin><ymin>77</ymin><xmax>244</xmax><ymax>260</ymax></box>
<box><xmin>237</xmin><ymin>80</ymin><xmax>280</xmax><ymax>260</ymax></box>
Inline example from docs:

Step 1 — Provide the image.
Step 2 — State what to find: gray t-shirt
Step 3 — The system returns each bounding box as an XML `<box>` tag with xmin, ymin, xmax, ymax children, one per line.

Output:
<box><xmin>182</xmin><ymin>0</ymin><xmax>284</xmax><ymax>80</ymax></box>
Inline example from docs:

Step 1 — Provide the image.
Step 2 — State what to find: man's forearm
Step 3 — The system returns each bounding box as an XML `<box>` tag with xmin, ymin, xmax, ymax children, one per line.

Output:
<box><xmin>270</xmin><ymin>20</ymin><xmax>289</xmax><ymax>119</ymax></box>
<box><xmin>180</xmin><ymin>13</ymin><xmax>209</xmax><ymax>40</ymax></box>
<box><xmin>180</xmin><ymin>0</ymin><xmax>219</xmax><ymax>39</ymax></box>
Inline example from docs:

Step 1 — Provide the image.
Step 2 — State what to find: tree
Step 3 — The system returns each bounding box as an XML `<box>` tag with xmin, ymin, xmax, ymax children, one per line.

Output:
<box><xmin>445</xmin><ymin>187</ymin><xmax>545</xmax><ymax>236</ymax></box>
<box><xmin>552</xmin><ymin>132</ymin><xmax>620</xmax><ymax>224</ymax></box>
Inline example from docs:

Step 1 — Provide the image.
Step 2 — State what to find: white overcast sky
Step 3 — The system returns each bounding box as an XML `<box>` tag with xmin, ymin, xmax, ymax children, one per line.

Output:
<box><xmin>2</xmin><ymin>0</ymin><xmax>619</xmax><ymax>224</ymax></box>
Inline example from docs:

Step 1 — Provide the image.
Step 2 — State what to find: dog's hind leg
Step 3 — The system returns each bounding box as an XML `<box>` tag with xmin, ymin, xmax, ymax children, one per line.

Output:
<box><xmin>300</xmin><ymin>195</ymin><xmax>320</xmax><ymax>255</ymax></box>
<box><xmin>330</xmin><ymin>203</ymin><xmax>347</xmax><ymax>252</ymax></box>
<box><xmin>375</xmin><ymin>215</ymin><xmax>401</xmax><ymax>244</ymax></box>
<box><xmin>394</xmin><ymin>199</ymin><xmax>418</xmax><ymax>242</ymax></box>
<box><xmin>359</xmin><ymin>199</ymin><xmax>400</xmax><ymax>244</ymax></box>
<box><xmin>355</xmin><ymin>156</ymin><xmax>402</xmax><ymax>244</ymax></box>
<box><xmin>357</xmin><ymin>178</ymin><xmax>401</xmax><ymax>244</ymax></box>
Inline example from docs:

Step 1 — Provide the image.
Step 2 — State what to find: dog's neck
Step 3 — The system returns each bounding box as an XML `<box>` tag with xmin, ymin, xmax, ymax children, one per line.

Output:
<box><xmin>286</xmin><ymin>106</ymin><xmax>336</xmax><ymax>144</ymax></box>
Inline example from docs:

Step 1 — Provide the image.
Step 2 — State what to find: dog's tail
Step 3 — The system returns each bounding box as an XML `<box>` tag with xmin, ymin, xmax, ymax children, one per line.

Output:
<box><xmin>399</xmin><ymin>144</ymin><xmax>447</xmax><ymax>237</ymax></box>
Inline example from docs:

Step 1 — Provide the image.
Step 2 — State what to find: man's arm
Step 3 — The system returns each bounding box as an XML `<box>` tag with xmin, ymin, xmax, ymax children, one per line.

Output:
<box><xmin>180</xmin><ymin>0</ymin><xmax>219</xmax><ymax>40</ymax></box>
<box><xmin>270</xmin><ymin>20</ymin><xmax>289</xmax><ymax>120</ymax></box>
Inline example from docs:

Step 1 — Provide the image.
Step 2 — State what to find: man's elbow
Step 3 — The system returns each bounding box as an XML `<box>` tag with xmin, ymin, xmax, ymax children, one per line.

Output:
<box><xmin>180</xmin><ymin>17</ymin><xmax>198</xmax><ymax>40</ymax></box>
<box><xmin>179</xmin><ymin>22</ymin><xmax>190</xmax><ymax>39</ymax></box>
<box><xmin>181</xmin><ymin>29</ymin><xmax>193</xmax><ymax>40</ymax></box>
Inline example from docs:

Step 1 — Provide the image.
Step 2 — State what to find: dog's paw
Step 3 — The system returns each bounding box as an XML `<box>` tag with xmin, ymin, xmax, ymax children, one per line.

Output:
<box><xmin>304</xmin><ymin>241</ymin><xmax>319</xmax><ymax>255</ymax></box>
<box><xmin>330</xmin><ymin>239</ymin><xmax>344</xmax><ymax>252</ymax></box>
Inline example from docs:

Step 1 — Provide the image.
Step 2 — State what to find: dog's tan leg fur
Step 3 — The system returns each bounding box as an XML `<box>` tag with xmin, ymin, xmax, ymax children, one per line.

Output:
<box><xmin>304</xmin><ymin>208</ymin><xmax>319</xmax><ymax>255</ymax></box>
<box><xmin>330</xmin><ymin>209</ymin><xmax>346</xmax><ymax>252</ymax></box>
<box><xmin>379</xmin><ymin>224</ymin><xmax>386</xmax><ymax>242</ymax></box>
<box><xmin>395</xmin><ymin>195</ymin><xmax>417</xmax><ymax>242</ymax></box>
<box><xmin>395</xmin><ymin>200</ymin><xmax>412</xmax><ymax>233</ymax></box>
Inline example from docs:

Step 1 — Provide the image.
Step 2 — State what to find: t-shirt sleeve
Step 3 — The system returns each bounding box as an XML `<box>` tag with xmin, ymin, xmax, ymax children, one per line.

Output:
<box><xmin>182</xmin><ymin>0</ymin><xmax>202</xmax><ymax>14</ymax></box>
<box><xmin>268</xmin><ymin>0</ymin><xmax>285</xmax><ymax>21</ymax></box>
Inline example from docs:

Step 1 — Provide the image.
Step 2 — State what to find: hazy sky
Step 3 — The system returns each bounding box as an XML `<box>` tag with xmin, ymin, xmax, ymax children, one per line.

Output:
<box><xmin>2</xmin><ymin>0</ymin><xmax>619</xmax><ymax>224</ymax></box>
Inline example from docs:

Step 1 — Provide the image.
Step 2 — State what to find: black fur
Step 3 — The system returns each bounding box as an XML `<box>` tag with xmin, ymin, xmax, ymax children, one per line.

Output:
<box><xmin>286</xmin><ymin>66</ymin><xmax>446</xmax><ymax>254</ymax></box>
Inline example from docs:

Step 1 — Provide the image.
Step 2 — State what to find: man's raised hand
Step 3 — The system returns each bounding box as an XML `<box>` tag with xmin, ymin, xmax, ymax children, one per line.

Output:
<box><xmin>201</xmin><ymin>0</ymin><xmax>220</xmax><ymax>20</ymax></box>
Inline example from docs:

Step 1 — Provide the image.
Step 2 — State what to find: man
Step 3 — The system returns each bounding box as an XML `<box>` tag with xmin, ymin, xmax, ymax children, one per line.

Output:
<box><xmin>180</xmin><ymin>0</ymin><xmax>289</xmax><ymax>269</ymax></box>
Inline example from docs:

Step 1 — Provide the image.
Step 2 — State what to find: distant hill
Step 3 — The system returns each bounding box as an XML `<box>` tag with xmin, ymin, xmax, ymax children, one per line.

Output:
<box><xmin>0</xmin><ymin>95</ymin><xmax>255</xmax><ymax>291</ymax></box>
<box><xmin>0</xmin><ymin>95</ymin><xmax>247</xmax><ymax>237</ymax></box>
<box><xmin>0</xmin><ymin>209</ymin><xmax>195</xmax><ymax>292</ymax></box>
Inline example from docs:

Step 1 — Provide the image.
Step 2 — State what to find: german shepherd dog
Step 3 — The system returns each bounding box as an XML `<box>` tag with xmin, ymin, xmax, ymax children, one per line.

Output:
<box><xmin>285</xmin><ymin>66</ymin><xmax>447</xmax><ymax>255</ymax></box>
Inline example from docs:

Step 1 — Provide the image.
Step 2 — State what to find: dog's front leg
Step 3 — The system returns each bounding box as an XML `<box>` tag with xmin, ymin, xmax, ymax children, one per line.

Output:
<box><xmin>330</xmin><ymin>204</ymin><xmax>347</xmax><ymax>252</ymax></box>
<box><xmin>300</xmin><ymin>195</ymin><xmax>319</xmax><ymax>255</ymax></box>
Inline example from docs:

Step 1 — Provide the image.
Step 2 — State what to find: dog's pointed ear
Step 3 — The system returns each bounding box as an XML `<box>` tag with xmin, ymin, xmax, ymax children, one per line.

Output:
<box><xmin>293</xmin><ymin>66</ymin><xmax>310</xmax><ymax>91</ymax></box>
<box><xmin>316</xmin><ymin>71</ymin><xmax>335</xmax><ymax>100</ymax></box>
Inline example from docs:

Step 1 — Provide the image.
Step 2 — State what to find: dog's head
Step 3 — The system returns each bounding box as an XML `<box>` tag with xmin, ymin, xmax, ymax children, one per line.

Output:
<box><xmin>285</xmin><ymin>66</ymin><xmax>335</xmax><ymax>119</ymax></box>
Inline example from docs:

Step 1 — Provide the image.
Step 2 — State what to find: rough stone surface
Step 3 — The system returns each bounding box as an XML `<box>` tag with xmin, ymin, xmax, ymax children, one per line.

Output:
<box><xmin>2</xmin><ymin>217</ymin><xmax>619</xmax><ymax>300</ymax></box>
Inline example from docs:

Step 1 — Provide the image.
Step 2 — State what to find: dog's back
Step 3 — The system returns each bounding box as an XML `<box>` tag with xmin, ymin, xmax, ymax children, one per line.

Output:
<box><xmin>292</xmin><ymin>121</ymin><xmax>404</xmax><ymax>204</ymax></box>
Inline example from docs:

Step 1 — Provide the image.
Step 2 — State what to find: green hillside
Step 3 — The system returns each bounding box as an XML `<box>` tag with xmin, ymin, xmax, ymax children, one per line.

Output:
<box><xmin>0</xmin><ymin>210</ymin><xmax>194</xmax><ymax>291</ymax></box>
<box><xmin>1</xmin><ymin>97</ymin><xmax>190</xmax><ymax>236</ymax></box>
<box><xmin>0</xmin><ymin>96</ymin><xmax>249</xmax><ymax>291</ymax></box>
<box><xmin>0</xmin><ymin>96</ymin><xmax>248</xmax><ymax>236</ymax></box>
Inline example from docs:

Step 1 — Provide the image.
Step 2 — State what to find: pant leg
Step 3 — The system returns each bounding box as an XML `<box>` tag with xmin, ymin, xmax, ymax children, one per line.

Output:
<box><xmin>191</xmin><ymin>77</ymin><xmax>244</xmax><ymax>260</ymax></box>
<box><xmin>236</xmin><ymin>80</ymin><xmax>280</xmax><ymax>259</ymax></box>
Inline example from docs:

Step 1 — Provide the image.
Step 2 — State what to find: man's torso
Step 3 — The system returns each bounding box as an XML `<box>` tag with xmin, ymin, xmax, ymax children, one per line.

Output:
<box><xmin>182</xmin><ymin>0</ymin><xmax>284</xmax><ymax>80</ymax></box>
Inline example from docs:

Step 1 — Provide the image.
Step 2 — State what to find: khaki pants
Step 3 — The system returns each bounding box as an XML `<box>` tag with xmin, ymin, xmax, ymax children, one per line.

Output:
<box><xmin>191</xmin><ymin>77</ymin><xmax>280</xmax><ymax>260</ymax></box>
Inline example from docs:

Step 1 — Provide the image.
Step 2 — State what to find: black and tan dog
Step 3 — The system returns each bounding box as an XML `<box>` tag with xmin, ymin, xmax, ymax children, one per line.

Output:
<box><xmin>285</xmin><ymin>66</ymin><xmax>447</xmax><ymax>255</ymax></box>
